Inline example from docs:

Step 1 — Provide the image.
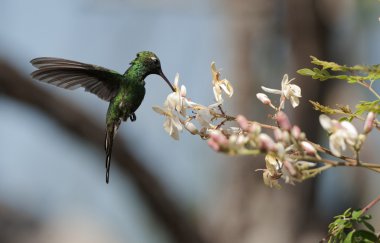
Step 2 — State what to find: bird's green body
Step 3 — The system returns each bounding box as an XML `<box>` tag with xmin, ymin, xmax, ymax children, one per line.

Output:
<box><xmin>107</xmin><ymin>59</ymin><xmax>148</xmax><ymax>125</ymax></box>
<box><xmin>30</xmin><ymin>51</ymin><xmax>174</xmax><ymax>183</ymax></box>
<box><xmin>106</xmin><ymin>76</ymin><xmax>145</xmax><ymax>125</ymax></box>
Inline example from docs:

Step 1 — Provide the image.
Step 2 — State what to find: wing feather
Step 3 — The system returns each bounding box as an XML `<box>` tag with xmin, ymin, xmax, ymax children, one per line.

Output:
<box><xmin>31</xmin><ymin>57</ymin><xmax>124</xmax><ymax>101</ymax></box>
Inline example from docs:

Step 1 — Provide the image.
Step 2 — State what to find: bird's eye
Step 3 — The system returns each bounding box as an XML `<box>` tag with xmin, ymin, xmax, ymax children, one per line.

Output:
<box><xmin>151</xmin><ymin>57</ymin><xmax>159</xmax><ymax>64</ymax></box>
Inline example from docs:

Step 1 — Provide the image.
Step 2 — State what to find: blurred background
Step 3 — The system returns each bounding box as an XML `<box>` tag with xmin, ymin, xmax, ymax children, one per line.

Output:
<box><xmin>0</xmin><ymin>0</ymin><xmax>380</xmax><ymax>242</ymax></box>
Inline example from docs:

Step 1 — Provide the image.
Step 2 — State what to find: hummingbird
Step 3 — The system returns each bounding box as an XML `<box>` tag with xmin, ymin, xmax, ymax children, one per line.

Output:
<box><xmin>30</xmin><ymin>51</ymin><xmax>175</xmax><ymax>183</ymax></box>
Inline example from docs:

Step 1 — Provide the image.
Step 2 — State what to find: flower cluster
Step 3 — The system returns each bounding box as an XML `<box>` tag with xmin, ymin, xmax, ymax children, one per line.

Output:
<box><xmin>153</xmin><ymin>62</ymin><xmax>234</xmax><ymax>140</ymax></box>
<box><xmin>153</xmin><ymin>62</ymin><xmax>379</xmax><ymax>189</ymax></box>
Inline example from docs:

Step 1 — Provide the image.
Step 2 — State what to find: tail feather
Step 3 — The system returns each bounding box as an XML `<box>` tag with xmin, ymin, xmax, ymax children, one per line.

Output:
<box><xmin>105</xmin><ymin>122</ymin><xmax>120</xmax><ymax>184</ymax></box>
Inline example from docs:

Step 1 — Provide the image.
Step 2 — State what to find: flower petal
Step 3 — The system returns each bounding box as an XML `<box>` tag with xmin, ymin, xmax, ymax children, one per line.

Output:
<box><xmin>290</xmin><ymin>96</ymin><xmax>300</xmax><ymax>108</ymax></box>
<box><xmin>170</xmin><ymin>126</ymin><xmax>180</xmax><ymax>140</ymax></box>
<box><xmin>341</xmin><ymin>121</ymin><xmax>358</xmax><ymax>139</ymax></box>
<box><xmin>281</xmin><ymin>74</ymin><xmax>290</xmax><ymax>91</ymax></box>
<box><xmin>219</xmin><ymin>80</ymin><xmax>234</xmax><ymax>97</ymax></box>
<box><xmin>289</xmin><ymin>84</ymin><xmax>301</xmax><ymax>97</ymax></box>
<box><xmin>261</xmin><ymin>86</ymin><xmax>282</xmax><ymax>95</ymax></box>
<box><xmin>196</xmin><ymin>109</ymin><xmax>213</xmax><ymax>128</ymax></box>
<box><xmin>329</xmin><ymin>131</ymin><xmax>346</xmax><ymax>157</ymax></box>
<box><xmin>319</xmin><ymin>115</ymin><xmax>333</xmax><ymax>132</ymax></box>
<box><xmin>213</xmin><ymin>86</ymin><xmax>223</xmax><ymax>103</ymax></box>
<box><xmin>173</xmin><ymin>73</ymin><xmax>179</xmax><ymax>90</ymax></box>
<box><xmin>211</xmin><ymin>61</ymin><xmax>219</xmax><ymax>82</ymax></box>
<box><xmin>152</xmin><ymin>106</ymin><xmax>169</xmax><ymax>116</ymax></box>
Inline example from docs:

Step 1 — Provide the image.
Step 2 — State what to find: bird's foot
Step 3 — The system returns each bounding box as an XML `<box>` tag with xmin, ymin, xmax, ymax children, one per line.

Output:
<box><xmin>130</xmin><ymin>113</ymin><xmax>136</xmax><ymax>122</ymax></box>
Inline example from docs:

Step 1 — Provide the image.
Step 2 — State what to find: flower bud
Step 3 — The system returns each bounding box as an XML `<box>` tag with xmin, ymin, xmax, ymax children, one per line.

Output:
<box><xmin>236</xmin><ymin>115</ymin><xmax>249</xmax><ymax>131</ymax></box>
<box><xmin>273</xmin><ymin>128</ymin><xmax>283</xmax><ymax>141</ymax></box>
<box><xmin>291</xmin><ymin>126</ymin><xmax>301</xmax><ymax>139</ymax></box>
<box><xmin>184</xmin><ymin>121</ymin><xmax>198</xmax><ymax>135</ymax></box>
<box><xmin>295</xmin><ymin>161</ymin><xmax>316</xmax><ymax>170</ymax></box>
<box><xmin>300</xmin><ymin>141</ymin><xmax>317</xmax><ymax>156</ymax></box>
<box><xmin>283</xmin><ymin>160</ymin><xmax>297</xmax><ymax>176</ymax></box>
<box><xmin>276</xmin><ymin>111</ymin><xmax>291</xmax><ymax>131</ymax></box>
<box><xmin>256</xmin><ymin>93</ymin><xmax>271</xmax><ymax>105</ymax></box>
<box><xmin>364</xmin><ymin>112</ymin><xmax>375</xmax><ymax>134</ymax></box>
<box><xmin>356</xmin><ymin>134</ymin><xmax>366</xmax><ymax>150</ymax></box>
<box><xmin>209</xmin><ymin>131</ymin><xmax>228</xmax><ymax>146</ymax></box>
<box><xmin>208</xmin><ymin>139</ymin><xmax>220</xmax><ymax>151</ymax></box>
<box><xmin>223</xmin><ymin>127</ymin><xmax>241</xmax><ymax>135</ymax></box>
<box><xmin>258</xmin><ymin>133</ymin><xmax>276</xmax><ymax>151</ymax></box>
<box><xmin>248</xmin><ymin>122</ymin><xmax>261</xmax><ymax>135</ymax></box>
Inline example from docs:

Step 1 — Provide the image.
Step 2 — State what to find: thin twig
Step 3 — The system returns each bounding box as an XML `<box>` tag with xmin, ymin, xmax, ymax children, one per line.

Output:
<box><xmin>361</xmin><ymin>194</ymin><xmax>380</xmax><ymax>214</ymax></box>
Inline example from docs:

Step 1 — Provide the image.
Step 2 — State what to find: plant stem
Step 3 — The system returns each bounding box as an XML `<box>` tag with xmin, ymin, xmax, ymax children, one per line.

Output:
<box><xmin>361</xmin><ymin>194</ymin><xmax>380</xmax><ymax>214</ymax></box>
<box><xmin>358</xmin><ymin>80</ymin><xmax>380</xmax><ymax>100</ymax></box>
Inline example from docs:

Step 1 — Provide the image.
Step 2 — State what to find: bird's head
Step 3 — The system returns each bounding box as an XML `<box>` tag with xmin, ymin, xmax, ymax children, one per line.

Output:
<box><xmin>132</xmin><ymin>51</ymin><xmax>175</xmax><ymax>91</ymax></box>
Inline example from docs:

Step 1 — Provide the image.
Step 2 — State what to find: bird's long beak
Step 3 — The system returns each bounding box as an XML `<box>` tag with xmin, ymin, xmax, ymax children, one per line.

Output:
<box><xmin>158</xmin><ymin>70</ymin><xmax>175</xmax><ymax>92</ymax></box>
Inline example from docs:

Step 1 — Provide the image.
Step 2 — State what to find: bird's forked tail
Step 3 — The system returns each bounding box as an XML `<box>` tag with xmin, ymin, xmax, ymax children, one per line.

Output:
<box><xmin>105</xmin><ymin>121</ymin><xmax>120</xmax><ymax>184</ymax></box>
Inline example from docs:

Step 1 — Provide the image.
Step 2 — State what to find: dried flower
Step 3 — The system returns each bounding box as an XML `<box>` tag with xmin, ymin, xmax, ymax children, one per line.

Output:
<box><xmin>258</xmin><ymin>154</ymin><xmax>283</xmax><ymax>189</ymax></box>
<box><xmin>211</xmin><ymin>62</ymin><xmax>233</xmax><ymax>103</ymax></box>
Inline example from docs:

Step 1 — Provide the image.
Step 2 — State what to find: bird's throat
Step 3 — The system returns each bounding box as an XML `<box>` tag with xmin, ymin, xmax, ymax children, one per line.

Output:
<box><xmin>124</xmin><ymin>62</ymin><xmax>150</xmax><ymax>82</ymax></box>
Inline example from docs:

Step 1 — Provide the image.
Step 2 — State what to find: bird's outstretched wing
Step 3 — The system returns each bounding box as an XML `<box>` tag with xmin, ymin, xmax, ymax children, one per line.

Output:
<box><xmin>31</xmin><ymin>57</ymin><xmax>124</xmax><ymax>101</ymax></box>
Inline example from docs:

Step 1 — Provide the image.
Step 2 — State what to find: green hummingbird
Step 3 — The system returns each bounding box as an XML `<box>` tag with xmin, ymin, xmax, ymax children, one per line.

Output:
<box><xmin>30</xmin><ymin>51</ymin><xmax>175</xmax><ymax>183</ymax></box>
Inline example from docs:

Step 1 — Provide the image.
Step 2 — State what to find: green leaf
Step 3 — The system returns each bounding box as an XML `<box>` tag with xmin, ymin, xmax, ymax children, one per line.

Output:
<box><xmin>311</xmin><ymin>56</ymin><xmax>347</xmax><ymax>71</ymax></box>
<box><xmin>302</xmin><ymin>57</ymin><xmax>380</xmax><ymax>89</ymax></box>
<box><xmin>343</xmin><ymin>230</ymin><xmax>354</xmax><ymax>243</ymax></box>
<box><xmin>363</xmin><ymin>221</ymin><xmax>375</xmax><ymax>232</ymax></box>
<box><xmin>335</xmin><ymin>75</ymin><xmax>349</xmax><ymax>80</ymax></box>
<box><xmin>356</xmin><ymin>100</ymin><xmax>380</xmax><ymax>115</ymax></box>
<box><xmin>297</xmin><ymin>68</ymin><xmax>315</xmax><ymax>76</ymax></box>
<box><xmin>343</xmin><ymin>208</ymin><xmax>352</xmax><ymax>216</ymax></box>
<box><xmin>325</xmin><ymin>207</ymin><xmax>379</xmax><ymax>243</ymax></box>
<box><xmin>352</xmin><ymin>230</ymin><xmax>379</xmax><ymax>243</ymax></box>
<box><xmin>352</xmin><ymin>210</ymin><xmax>362</xmax><ymax>220</ymax></box>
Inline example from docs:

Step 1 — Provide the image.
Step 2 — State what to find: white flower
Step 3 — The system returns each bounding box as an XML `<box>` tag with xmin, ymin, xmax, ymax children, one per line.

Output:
<box><xmin>165</xmin><ymin>73</ymin><xmax>188</xmax><ymax>116</ymax></box>
<box><xmin>261</xmin><ymin>74</ymin><xmax>301</xmax><ymax>108</ymax></box>
<box><xmin>194</xmin><ymin>109</ymin><xmax>216</xmax><ymax>137</ymax></box>
<box><xmin>319</xmin><ymin>115</ymin><xmax>359</xmax><ymax>157</ymax></box>
<box><xmin>152</xmin><ymin>106</ymin><xmax>182</xmax><ymax>140</ymax></box>
<box><xmin>195</xmin><ymin>109</ymin><xmax>214</xmax><ymax>129</ymax></box>
<box><xmin>211</xmin><ymin>62</ymin><xmax>233</xmax><ymax>103</ymax></box>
